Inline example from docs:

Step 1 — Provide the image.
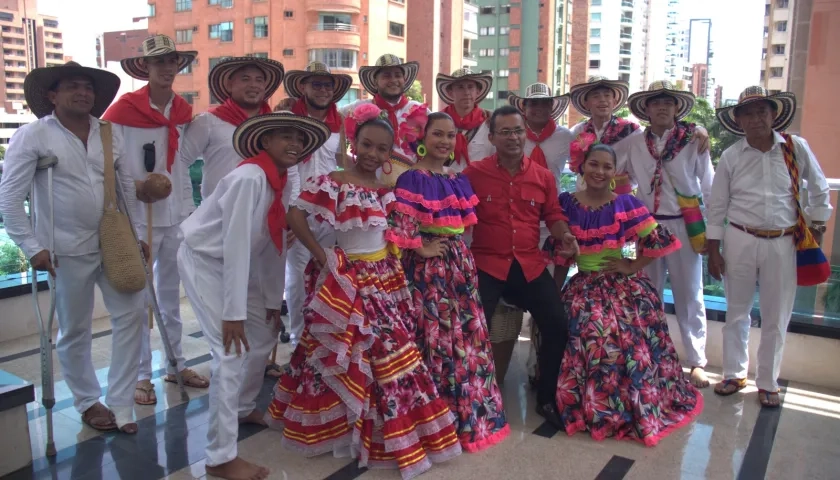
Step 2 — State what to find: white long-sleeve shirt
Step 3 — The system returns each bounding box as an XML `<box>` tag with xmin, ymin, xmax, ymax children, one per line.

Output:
<box><xmin>524</xmin><ymin>125</ymin><xmax>574</xmax><ymax>187</ymax></box>
<box><xmin>178</xmin><ymin>112</ymin><xmax>238</xmax><ymax>200</ymax></box>
<box><xmin>627</xmin><ymin>127</ymin><xmax>714</xmax><ymax>217</ymax></box>
<box><xmin>180</xmin><ymin>164</ymin><xmax>290</xmax><ymax>320</ymax></box>
<box><xmin>0</xmin><ymin>115</ymin><xmax>136</xmax><ymax>259</ymax></box>
<box><xmin>110</xmin><ymin>96</ymin><xmax>194</xmax><ymax>227</ymax></box>
<box><xmin>706</xmin><ymin>132</ymin><xmax>832</xmax><ymax>240</ymax></box>
<box><xmin>289</xmin><ymin>131</ymin><xmax>340</xmax><ymax>203</ymax></box>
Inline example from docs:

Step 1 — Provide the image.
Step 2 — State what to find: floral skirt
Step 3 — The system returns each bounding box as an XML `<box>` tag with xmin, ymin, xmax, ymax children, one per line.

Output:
<box><xmin>556</xmin><ymin>270</ymin><xmax>703</xmax><ymax>447</ymax></box>
<box><xmin>266</xmin><ymin>247</ymin><xmax>462</xmax><ymax>479</ymax></box>
<box><xmin>402</xmin><ymin>235</ymin><xmax>510</xmax><ymax>452</ymax></box>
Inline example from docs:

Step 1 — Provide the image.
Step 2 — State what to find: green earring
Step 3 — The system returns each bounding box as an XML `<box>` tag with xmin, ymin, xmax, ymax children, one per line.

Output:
<box><xmin>449</xmin><ymin>152</ymin><xmax>455</xmax><ymax>161</ymax></box>
<box><xmin>417</xmin><ymin>144</ymin><xmax>427</xmax><ymax>157</ymax></box>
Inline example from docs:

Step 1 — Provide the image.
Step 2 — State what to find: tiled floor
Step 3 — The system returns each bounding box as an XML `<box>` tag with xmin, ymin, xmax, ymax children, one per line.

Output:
<box><xmin>2</xmin><ymin>298</ymin><xmax>840</xmax><ymax>480</ymax></box>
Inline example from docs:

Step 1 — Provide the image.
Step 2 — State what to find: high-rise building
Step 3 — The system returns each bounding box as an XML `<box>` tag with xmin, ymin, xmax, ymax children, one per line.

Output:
<box><xmin>713</xmin><ymin>84</ymin><xmax>723</xmax><ymax>107</ymax></box>
<box><xmin>568</xmin><ymin>0</ymin><xmax>589</xmax><ymax>126</ymax></box>
<box><xmin>690</xmin><ymin>62</ymin><xmax>707</xmax><ymax>98</ymax></box>
<box><xmin>97</xmin><ymin>28</ymin><xmax>148</xmax><ymax>68</ymax></box>
<box><xmin>463</xmin><ymin>0</ymin><xmax>479</xmax><ymax>69</ymax></box>
<box><xmin>473</xmin><ymin>0</ymin><xmax>574</xmax><ymax>123</ymax></box>
<box><xmin>0</xmin><ymin>0</ymin><xmax>64</xmax><ymax>114</ymax></box>
<box><xmin>146</xmin><ymin>0</ymin><xmax>415</xmax><ymax>112</ymax></box>
<box><xmin>760</xmin><ymin>0</ymin><xmax>794</xmax><ymax>94</ymax></box>
<box><xmin>663</xmin><ymin>0</ymin><xmax>691</xmax><ymax>86</ymax></box>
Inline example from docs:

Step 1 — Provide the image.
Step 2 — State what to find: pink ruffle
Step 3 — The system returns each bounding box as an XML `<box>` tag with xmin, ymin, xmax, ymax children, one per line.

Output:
<box><xmin>390</xmin><ymin>202</ymin><xmax>478</xmax><ymax>229</ymax></box>
<box><xmin>570</xmin><ymin>206</ymin><xmax>651</xmax><ymax>241</ymax></box>
<box><xmin>461</xmin><ymin>424</ymin><xmax>511</xmax><ymax>453</ymax></box>
<box><xmin>394</xmin><ymin>188</ymin><xmax>480</xmax><ymax>211</ymax></box>
<box><xmin>384</xmin><ymin>230</ymin><xmax>423</xmax><ymax>250</ymax></box>
<box><xmin>640</xmin><ymin>237</ymin><xmax>682</xmax><ymax>258</ymax></box>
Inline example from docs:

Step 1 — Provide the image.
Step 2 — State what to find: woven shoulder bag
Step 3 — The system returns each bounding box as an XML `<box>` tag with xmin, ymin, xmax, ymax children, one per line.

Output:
<box><xmin>98</xmin><ymin>121</ymin><xmax>147</xmax><ymax>293</ymax></box>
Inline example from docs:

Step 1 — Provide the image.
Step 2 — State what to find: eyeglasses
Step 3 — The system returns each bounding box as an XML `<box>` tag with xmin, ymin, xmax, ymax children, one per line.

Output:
<box><xmin>493</xmin><ymin>128</ymin><xmax>526</xmax><ymax>137</ymax></box>
<box><xmin>306</xmin><ymin>81</ymin><xmax>335</xmax><ymax>91</ymax></box>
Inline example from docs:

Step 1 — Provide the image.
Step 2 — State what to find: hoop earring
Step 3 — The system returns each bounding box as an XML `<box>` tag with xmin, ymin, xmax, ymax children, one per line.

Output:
<box><xmin>416</xmin><ymin>144</ymin><xmax>427</xmax><ymax>158</ymax></box>
<box><xmin>449</xmin><ymin>152</ymin><xmax>455</xmax><ymax>161</ymax></box>
<box><xmin>609</xmin><ymin>178</ymin><xmax>617</xmax><ymax>191</ymax></box>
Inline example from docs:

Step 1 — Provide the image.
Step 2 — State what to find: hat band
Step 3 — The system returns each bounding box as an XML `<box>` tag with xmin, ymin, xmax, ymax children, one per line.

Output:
<box><xmin>741</xmin><ymin>93</ymin><xmax>770</xmax><ymax>102</ymax></box>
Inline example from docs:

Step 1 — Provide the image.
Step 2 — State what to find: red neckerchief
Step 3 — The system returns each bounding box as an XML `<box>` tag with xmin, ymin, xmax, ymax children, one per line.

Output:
<box><xmin>291</xmin><ymin>97</ymin><xmax>341</xmax><ymax>133</ymax></box>
<box><xmin>209</xmin><ymin>98</ymin><xmax>272</xmax><ymax>127</ymax></box>
<box><xmin>645</xmin><ymin>121</ymin><xmax>695</xmax><ymax>213</ymax></box>
<box><xmin>443</xmin><ymin>104</ymin><xmax>486</xmax><ymax>165</ymax></box>
<box><xmin>526</xmin><ymin>121</ymin><xmax>557</xmax><ymax>169</ymax></box>
<box><xmin>237</xmin><ymin>150</ymin><xmax>288</xmax><ymax>254</ymax></box>
<box><xmin>373</xmin><ymin>94</ymin><xmax>409</xmax><ymax>132</ymax></box>
<box><xmin>101</xmin><ymin>85</ymin><xmax>193</xmax><ymax>172</ymax></box>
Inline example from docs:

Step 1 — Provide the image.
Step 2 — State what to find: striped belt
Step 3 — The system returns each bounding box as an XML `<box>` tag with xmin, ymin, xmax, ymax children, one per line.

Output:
<box><xmin>730</xmin><ymin>222</ymin><xmax>796</xmax><ymax>239</ymax></box>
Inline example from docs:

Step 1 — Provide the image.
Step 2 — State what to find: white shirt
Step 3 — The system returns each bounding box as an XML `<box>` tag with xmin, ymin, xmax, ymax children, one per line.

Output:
<box><xmin>178</xmin><ymin>112</ymin><xmax>238</xmax><ymax>200</ymax></box>
<box><xmin>446</xmin><ymin>122</ymin><xmax>495</xmax><ymax>174</ymax></box>
<box><xmin>524</xmin><ymin>124</ymin><xmax>574</xmax><ymax>187</ymax></box>
<box><xmin>340</xmin><ymin>98</ymin><xmax>428</xmax><ymax>162</ymax></box>
<box><xmin>180</xmin><ymin>164</ymin><xmax>290</xmax><ymax>319</ymax></box>
<box><xmin>110</xmin><ymin>96</ymin><xmax>194</xmax><ymax>227</ymax></box>
<box><xmin>0</xmin><ymin>115</ymin><xmax>135</xmax><ymax>259</ymax></box>
<box><xmin>570</xmin><ymin>119</ymin><xmax>641</xmax><ymax>178</ymax></box>
<box><xmin>627</xmin><ymin>127</ymin><xmax>714</xmax><ymax>217</ymax></box>
<box><xmin>290</xmin><ymin>131</ymin><xmax>340</xmax><ymax>203</ymax></box>
<box><xmin>706</xmin><ymin>132</ymin><xmax>832</xmax><ymax>240</ymax></box>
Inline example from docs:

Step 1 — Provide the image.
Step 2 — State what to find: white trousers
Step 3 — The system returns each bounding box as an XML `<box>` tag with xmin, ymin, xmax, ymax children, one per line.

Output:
<box><xmin>54</xmin><ymin>253</ymin><xmax>144</xmax><ymax>427</ymax></box>
<box><xmin>721</xmin><ymin>226</ymin><xmax>797</xmax><ymax>391</ymax></box>
<box><xmin>284</xmin><ymin>219</ymin><xmax>335</xmax><ymax>346</ymax></box>
<box><xmin>644</xmin><ymin>218</ymin><xmax>708</xmax><ymax>368</ymax></box>
<box><xmin>177</xmin><ymin>244</ymin><xmax>281</xmax><ymax>467</ymax></box>
<box><xmin>138</xmin><ymin>224</ymin><xmax>186</xmax><ymax>380</ymax></box>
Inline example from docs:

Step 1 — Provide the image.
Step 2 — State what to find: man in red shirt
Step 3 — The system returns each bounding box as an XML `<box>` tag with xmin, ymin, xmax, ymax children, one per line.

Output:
<box><xmin>464</xmin><ymin>105</ymin><xmax>577</xmax><ymax>428</ymax></box>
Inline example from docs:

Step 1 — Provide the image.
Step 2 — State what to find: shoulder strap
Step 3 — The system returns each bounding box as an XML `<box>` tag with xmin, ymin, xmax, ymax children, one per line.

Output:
<box><xmin>99</xmin><ymin>121</ymin><xmax>117</xmax><ymax>209</ymax></box>
<box><xmin>779</xmin><ymin>133</ymin><xmax>802</xmax><ymax>205</ymax></box>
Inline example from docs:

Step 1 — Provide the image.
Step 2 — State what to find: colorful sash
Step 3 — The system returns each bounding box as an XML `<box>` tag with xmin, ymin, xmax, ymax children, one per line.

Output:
<box><xmin>673</xmin><ymin>190</ymin><xmax>706</xmax><ymax>253</ymax></box>
<box><xmin>780</xmin><ymin>133</ymin><xmax>830</xmax><ymax>286</ymax></box>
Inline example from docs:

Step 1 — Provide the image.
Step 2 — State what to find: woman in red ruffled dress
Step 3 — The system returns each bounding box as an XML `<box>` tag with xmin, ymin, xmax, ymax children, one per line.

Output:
<box><xmin>265</xmin><ymin>103</ymin><xmax>462</xmax><ymax>479</ymax></box>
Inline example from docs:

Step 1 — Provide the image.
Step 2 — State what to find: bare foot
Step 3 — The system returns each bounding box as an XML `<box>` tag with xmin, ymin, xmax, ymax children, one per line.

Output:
<box><xmin>119</xmin><ymin>423</ymin><xmax>138</xmax><ymax>434</ymax></box>
<box><xmin>690</xmin><ymin>367</ymin><xmax>710</xmax><ymax>388</ymax></box>
<box><xmin>206</xmin><ymin>456</ymin><xmax>269</xmax><ymax>480</ymax></box>
<box><xmin>238</xmin><ymin>409</ymin><xmax>267</xmax><ymax>426</ymax></box>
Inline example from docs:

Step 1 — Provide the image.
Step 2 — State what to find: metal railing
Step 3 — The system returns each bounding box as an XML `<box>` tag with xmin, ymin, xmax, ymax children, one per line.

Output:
<box><xmin>309</xmin><ymin>23</ymin><xmax>359</xmax><ymax>33</ymax></box>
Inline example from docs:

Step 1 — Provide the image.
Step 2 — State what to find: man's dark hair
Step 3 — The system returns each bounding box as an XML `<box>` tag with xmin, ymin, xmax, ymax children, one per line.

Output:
<box><xmin>489</xmin><ymin>105</ymin><xmax>521</xmax><ymax>132</ymax></box>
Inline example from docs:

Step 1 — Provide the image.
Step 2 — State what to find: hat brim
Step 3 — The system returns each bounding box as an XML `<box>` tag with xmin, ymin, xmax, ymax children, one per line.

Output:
<box><xmin>209</xmin><ymin>57</ymin><xmax>285</xmax><ymax>104</ymax></box>
<box><xmin>119</xmin><ymin>51</ymin><xmax>198</xmax><ymax>81</ymax></box>
<box><xmin>358</xmin><ymin>61</ymin><xmax>419</xmax><ymax>95</ymax></box>
<box><xmin>569</xmin><ymin>80</ymin><xmax>630</xmax><ymax>117</ymax></box>
<box><xmin>232</xmin><ymin>112</ymin><xmax>331</xmax><ymax>160</ymax></box>
<box><xmin>627</xmin><ymin>89</ymin><xmax>696</xmax><ymax>123</ymax></box>
<box><xmin>283</xmin><ymin>71</ymin><xmax>353</xmax><ymax>105</ymax></box>
<box><xmin>508</xmin><ymin>94</ymin><xmax>571</xmax><ymax>121</ymax></box>
<box><xmin>24</xmin><ymin>65</ymin><xmax>121</xmax><ymax>119</ymax></box>
<box><xmin>435</xmin><ymin>73</ymin><xmax>493</xmax><ymax>105</ymax></box>
<box><xmin>715</xmin><ymin>93</ymin><xmax>797</xmax><ymax>136</ymax></box>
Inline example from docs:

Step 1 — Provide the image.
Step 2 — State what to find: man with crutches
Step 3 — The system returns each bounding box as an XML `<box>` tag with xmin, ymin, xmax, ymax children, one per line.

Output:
<box><xmin>102</xmin><ymin>34</ymin><xmax>209</xmax><ymax>406</ymax></box>
<box><xmin>0</xmin><ymin>62</ymin><xmax>148</xmax><ymax>433</ymax></box>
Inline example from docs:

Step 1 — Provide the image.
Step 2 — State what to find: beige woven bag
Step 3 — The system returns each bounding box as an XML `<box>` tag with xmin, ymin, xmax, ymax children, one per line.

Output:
<box><xmin>98</xmin><ymin>121</ymin><xmax>147</xmax><ymax>293</ymax></box>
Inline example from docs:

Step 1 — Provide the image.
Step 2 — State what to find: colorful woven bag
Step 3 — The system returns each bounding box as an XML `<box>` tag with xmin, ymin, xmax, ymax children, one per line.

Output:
<box><xmin>673</xmin><ymin>189</ymin><xmax>707</xmax><ymax>253</ymax></box>
<box><xmin>780</xmin><ymin>133</ymin><xmax>830</xmax><ymax>286</ymax></box>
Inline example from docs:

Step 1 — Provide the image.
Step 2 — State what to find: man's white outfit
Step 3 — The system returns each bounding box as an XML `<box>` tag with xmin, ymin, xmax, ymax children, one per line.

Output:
<box><xmin>178</xmin><ymin>163</ymin><xmax>289</xmax><ymax>467</ymax></box>
<box><xmin>627</xmin><ymin>128</ymin><xmax>714</xmax><ymax>368</ymax></box>
<box><xmin>707</xmin><ymin>133</ymin><xmax>832</xmax><ymax>392</ymax></box>
<box><xmin>178</xmin><ymin>112</ymin><xmax>238</xmax><ymax>199</ymax></box>
<box><xmin>0</xmin><ymin>116</ymin><xmax>144</xmax><ymax>427</ymax></box>
<box><xmin>111</xmin><ymin>97</ymin><xmax>195</xmax><ymax>382</ymax></box>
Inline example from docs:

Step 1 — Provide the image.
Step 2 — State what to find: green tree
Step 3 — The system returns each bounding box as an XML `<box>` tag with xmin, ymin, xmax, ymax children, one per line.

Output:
<box><xmin>614</xmin><ymin>106</ymin><xmax>630</xmax><ymax>119</ymax></box>
<box><xmin>406</xmin><ymin>80</ymin><xmax>424</xmax><ymax>103</ymax></box>
<box><xmin>683</xmin><ymin>98</ymin><xmax>740</xmax><ymax>166</ymax></box>
<box><xmin>0</xmin><ymin>144</ymin><xmax>5</xmax><ymax>162</ymax></box>
<box><xmin>0</xmin><ymin>243</ymin><xmax>27</xmax><ymax>275</ymax></box>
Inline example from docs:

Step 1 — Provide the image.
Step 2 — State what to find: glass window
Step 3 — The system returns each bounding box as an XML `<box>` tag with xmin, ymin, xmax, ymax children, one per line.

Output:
<box><xmin>308</xmin><ymin>49</ymin><xmax>358</xmax><ymax>70</ymax></box>
<box><xmin>175</xmin><ymin>29</ymin><xmax>193</xmax><ymax>43</ymax></box>
<box><xmin>590</xmin><ymin>28</ymin><xmax>600</xmax><ymax>38</ymax></box>
<box><xmin>337</xmin><ymin>88</ymin><xmax>359</xmax><ymax>109</ymax></box>
<box><xmin>590</xmin><ymin>44</ymin><xmax>600</xmax><ymax>54</ymax></box>
<box><xmin>591</xmin><ymin>12</ymin><xmax>601</xmax><ymax>22</ymax></box>
<box><xmin>209</xmin><ymin>22</ymin><xmax>233</xmax><ymax>42</ymax></box>
<box><xmin>175</xmin><ymin>0</ymin><xmax>191</xmax><ymax>12</ymax></box>
<box><xmin>389</xmin><ymin>22</ymin><xmax>405</xmax><ymax>37</ymax></box>
<box><xmin>254</xmin><ymin>16</ymin><xmax>268</xmax><ymax>38</ymax></box>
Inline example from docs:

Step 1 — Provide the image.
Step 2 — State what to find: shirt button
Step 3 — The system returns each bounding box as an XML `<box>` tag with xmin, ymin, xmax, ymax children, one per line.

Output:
<box><xmin>513</xmin><ymin>229</ymin><xmax>516</xmax><ymax>233</ymax></box>
<box><xmin>510</xmin><ymin>182</ymin><xmax>513</xmax><ymax>186</ymax></box>
<box><xmin>512</xmin><ymin>246</ymin><xmax>516</xmax><ymax>250</ymax></box>
<box><xmin>509</xmin><ymin>199</ymin><xmax>513</xmax><ymax>203</ymax></box>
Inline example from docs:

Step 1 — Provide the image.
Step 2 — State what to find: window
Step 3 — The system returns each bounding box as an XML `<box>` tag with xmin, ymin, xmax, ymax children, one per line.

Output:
<box><xmin>589</xmin><ymin>44</ymin><xmax>600</xmax><ymax>54</ymax></box>
<box><xmin>486</xmin><ymin>91</ymin><xmax>494</xmax><ymax>99</ymax></box>
<box><xmin>776</xmin><ymin>21</ymin><xmax>787</xmax><ymax>32</ymax></box>
<box><xmin>175</xmin><ymin>0</ymin><xmax>191</xmax><ymax>12</ymax></box>
<box><xmin>179</xmin><ymin>62</ymin><xmax>193</xmax><ymax>74</ymax></box>
<box><xmin>592</xmin><ymin>0</ymin><xmax>602</xmax><ymax>5</ymax></box>
<box><xmin>590</xmin><ymin>12</ymin><xmax>601</xmax><ymax>22</ymax></box>
<box><xmin>0</xmin><ymin>12</ymin><xmax>13</xmax><ymax>21</ymax></box>
<box><xmin>284</xmin><ymin>10</ymin><xmax>294</xmax><ymax>18</ymax></box>
<box><xmin>175</xmin><ymin>29</ymin><xmax>193</xmax><ymax>43</ymax></box>
<box><xmin>777</xmin><ymin>0</ymin><xmax>789</xmax><ymax>7</ymax></box>
<box><xmin>760</xmin><ymin>69</ymin><xmax>766</xmax><ymax>81</ymax></box>
<box><xmin>250</xmin><ymin>52</ymin><xmax>268</xmax><ymax>59</ymax></box>
<box><xmin>773</xmin><ymin>44</ymin><xmax>785</xmax><ymax>55</ymax></box>
<box><xmin>479</xmin><ymin>48</ymin><xmax>495</xmax><ymax>57</ymax></box>
<box><xmin>180</xmin><ymin>92</ymin><xmax>198</xmax><ymax>105</ymax></box>
<box><xmin>498</xmin><ymin>69</ymin><xmax>509</xmax><ymax>77</ymax></box>
<box><xmin>283</xmin><ymin>48</ymin><xmax>294</xmax><ymax>56</ymax></box>
<box><xmin>209</xmin><ymin>0</ymin><xmax>233</xmax><ymax>6</ymax></box>
<box><xmin>590</xmin><ymin>28</ymin><xmax>600</xmax><ymax>38</ymax></box>
<box><xmin>149</xmin><ymin>3</ymin><xmax>156</xmax><ymax>16</ymax></box>
<box><xmin>770</xmin><ymin>67</ymin><xmax>784</xmax><ymax>77</ymax></box>
<box><xmin>499</xmin><ymin>26</ymin><xmax>509</xmax><ymax>35</ymax></box>
<box><xmin>765</xmin><ymin>4</ymin><xmax>771</xmax><ymax>15</ymax></box>
<box><xmin>209</xmin><ymin>22</ymin><xmax>233</xmax><ymax>42</ymax></box>
<box><xmin>319</xmin><ymin>13</ymin><xmax>352</xmax><ymax>29</ymax></box>
<box><xmin>480</xmin><ymin>26</ymin><xmax>496</xmax><ymax>36</ymax></box>
<box><xmin>762</xmin><ymin>48</ymin><xmax>767</xmax><ymax>60</ymax></box>
<box><xmin>337</xmin><ymin>88</ymin><xmax>359</xmax><ymax>109</ymax></box>
<box><xmin>498</xmin><ymin>90</ymin><xmax>510</xmax><ymax>99</ymax></box>
<box><xmin>501</xmin><ymin>4</ymin><xmax>511</xmax><ymax>13</ymax></box>
<box><xmin>389</xmin><ymin>22</ymin><xmax>404</xmax><ymax>37</ymax></box>
<box><xmin>254</xmin><ymin>16</ymin><xmax>268</xmax><ymax>37</ymax></box>
<box><xmin>589</xmin><ymin>59</ymin><xmax>600</xmax><ymax>69</ymax></box>
<box><xmin>480</xmin><ymin>6</ymin><xmax>496</xmax><ymax>14</ymax></box>
<box><xmin>308</xmin><ymin>48</ymin><xmax>358</xmax><ymax>70</ymax></box>
<box><xmin>499</xmin><ymin>48</ymin><xmax>509</xmax><ymax>56</ymax></box>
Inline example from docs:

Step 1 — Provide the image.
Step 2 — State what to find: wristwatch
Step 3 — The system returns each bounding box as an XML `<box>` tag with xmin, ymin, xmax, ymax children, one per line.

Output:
<box><xmin>810</xmin><ymin>222</ymin><xmax>827</xmax><ymax>234</ymax></box>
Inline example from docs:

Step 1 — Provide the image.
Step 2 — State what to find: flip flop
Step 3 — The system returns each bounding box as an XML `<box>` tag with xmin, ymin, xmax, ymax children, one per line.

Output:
<box><xmin>758</xmin><ymin>389</ymin><xmax>781</xmax><ymax>408</ymax></box>
<box><xmin>165</xmin><ymin>368</ymin><xmax>209</xmax><ymax>389</ymax></box>
<box><xmin>81</xmin><ymin>403</ymin><xmax>118</xmax><ymax>432</ymax></box>
<box><xmin>714</xmin><ymin>378</ymin><xmax>748</xmax><ymax>396</ymax></box>
<box><xmin>265</xmin><ymin>363</ymin><xmax>283</xmax><ymax>378</ymax></box>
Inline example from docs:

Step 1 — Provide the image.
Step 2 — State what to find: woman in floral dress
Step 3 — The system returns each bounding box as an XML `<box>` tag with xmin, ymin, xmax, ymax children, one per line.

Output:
<box><xmin>386</xmin><ymin>111</ymin><xmax>510</xmax><ymax>452</ymax></box>
<box><xmin>546</xmin><ymin>144</ymin><xmax>703</xmax><ymax>447</ymax></box>
<box><xmin>265</xmin><ymin>104</ymin><xmax>462</xmax><ymax>479</ymax></box>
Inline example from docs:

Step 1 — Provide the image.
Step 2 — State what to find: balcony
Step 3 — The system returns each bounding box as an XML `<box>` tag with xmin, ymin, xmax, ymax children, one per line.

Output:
<box><xmin>620</xmin><ymin>32</ymin><xmax>632</xmax><ymax>39</ymax></box>
<box><xmin>621</xmin><ymin>0</ymin><xmax>634</xmax><ymax>8</ymax></box>
<box><xmin>620</xmin><ymin>16</ymin><xmax>633</xmax><ymax>25</ymax></box>
<box><xmin>305</xmin><ymin>0</ymin><xmax>361</xmax><ymax>15</ymax></box>
<box><xmin>619</xmin><ymin>49</ymin><xmax>632</xmax><ymax>56</ymax></box>
<box><xmin>618</xmin><ymin>63</ymin><xmax>631</xmax><ymax>71</ymax></box>
<box><xmin>305</xmin><ymin>23</ymin><xmax>362</xmax><ymax>49</ymax></box>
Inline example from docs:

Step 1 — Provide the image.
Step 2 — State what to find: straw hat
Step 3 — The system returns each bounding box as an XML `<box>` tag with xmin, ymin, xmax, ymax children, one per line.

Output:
<box><xmin>435</xmin><ymin>67</ymin><xmax>493</xmax><ymax>105</ymax></box>
<box><xmin>232</xmin><ymin>111</ymin><xmax>330</xmax><ymax>159</ymax></box>
<box><xmin>715</xmin><ymin>86</ymin><xmax>796</xmax><ymax>136</ymax></box>
<box><xmin>358</xmin><ymin>54</ymin><xmax>419</xmax><ymax>95</ymax></box>
<box><xmin>24</xmin><ymin>61</ymin><xmax>121</xmax><ymax>119</ymax></box>
<box><xmin>508</xmin><ymin>83</ymin><xmax>570</xmax><ymax>120</ymax></box>
<box><xmin>627</xmin><ymin>80</ymin><xmax>696</xmax><ymax>123</ymax></box>
<box><xmin>209</xmin><ymin>57</ymin><xmax>285</xmax><ymax>104</ymax></box>
<box><xmin>283</xmin><ymin>61</ymin><xmax>353</xmax><ymax>104</ymax></box>
<box><xmin>120</xmin><ymin>34</ymin><xmax>198</xmax><ymax>81</ymax></box>
<box><xmin>569</xmin><ymin>76</ymin><xmax>630</xmax><ymax>117</ymax></box>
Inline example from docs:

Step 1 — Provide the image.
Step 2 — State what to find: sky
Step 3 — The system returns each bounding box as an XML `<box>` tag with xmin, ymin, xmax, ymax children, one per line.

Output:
<box><xmin>40</xmin><ymin>0</ymin><xmax>765</xmax><ymax>102</ymax></box>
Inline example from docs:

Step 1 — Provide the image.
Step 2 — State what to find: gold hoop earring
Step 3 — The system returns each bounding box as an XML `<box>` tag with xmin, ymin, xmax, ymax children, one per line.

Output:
<box><xmin>449</xmin><ymin>152</ymin><xmax>455</xmax><ymax>161</ymax></box>
<box><xmin>417</xmin><ymin>144</ymin><xmax>427</xmax><ymax>157</ymax></box>
<box><xmin>609</xmin><ymin>178</ymin><xmax>617</xmax><ymax>191</ymax></box>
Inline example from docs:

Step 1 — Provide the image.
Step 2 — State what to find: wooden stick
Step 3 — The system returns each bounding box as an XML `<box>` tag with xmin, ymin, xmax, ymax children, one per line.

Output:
<box><xmin>147</xmin><ymin>204</ymin><xmax>153</xmax><ymax>330</ymax></box>
<box><xmin>271</xmin><ymin>344</ymin><xmax>277</xmax><ymax>364</ymax></box>
<box><xmin>339</xmin><ymin>117</ymin><xmax>348</xmax><ymax>170</ymax></box>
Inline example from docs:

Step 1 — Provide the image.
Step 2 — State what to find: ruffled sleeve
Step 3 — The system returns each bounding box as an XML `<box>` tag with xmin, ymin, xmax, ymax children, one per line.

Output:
<box><xmin>386</xmin><ymin>206</ymin><xmax>422</xmax><ymax>249</ymax></box>
<box><xmin>617</xmin><ymin>195</ymin><xmax>682</xmax><ymax>257</ymax></box>
<box><xmin>638</xmin><ymin>224</ymin><xmax>682</xmax><ymax>258</ymax></box>
<box><xmin>293</xmin><ymin>174</ymin><xmax>339</xmax><ymax>226</ymax></box>
<box><xmin>293</xmin><ymin>174</ymin><xmax>392</xmax><ymax>231</ymax></box>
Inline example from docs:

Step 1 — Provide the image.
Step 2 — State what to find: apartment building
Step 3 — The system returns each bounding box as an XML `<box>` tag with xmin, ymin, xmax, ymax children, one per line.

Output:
<box><xmin>585</xmin><ymin>0</ymin><xmax>654</xmax><ymax>93</ymax></box>
<box><xmin>146</xmin><ymin>0</ymin><xmax>410</xmax><ymax>112</ymax></box>
<box><xmin>97</xmin><ymin>28</ymin><xmax>148</xmax><ymax>68</ymax></box>
<box><xmin>0</xmin><ymin>0</ymin><xmax>64</xmax><ymax>114</ymax></box>
<box><xmin>663</xmin><ymin>0</ymin><xmax>691</xmax><ymax>86</ymax></box>
<box><xmin>760</xmin><ymin>0</ymin><xmax>794</xmax><ymax>93</ymax></box>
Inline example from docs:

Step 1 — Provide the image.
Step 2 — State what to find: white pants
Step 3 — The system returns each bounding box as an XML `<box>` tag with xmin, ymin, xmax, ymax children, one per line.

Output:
<box><xmin>54</xmin><ymin>253</ymin><xmax>144</xmax><ymax>427</ymax></box>
<box><xmin>138</xmin><ymin>224</ymin><xmax>186</xmax><ymax>380</ymax></box>
<box><xmin>721</xmin><ymin>226</ymin><xmax>796</xmax><ymax>391</ymax></box>
<box><xmin>644</xmin><ymin>218</ymin><xmax>708</xmax><ymax>368</ymax></box>
<box><xmin>284</xmin><ymin>219</ymin><xmax>335</xmax><ymax>346</ymax></box>
<box><xmin>177</xmin><ymin>244</ymin><xmax>281</xmax><ymax>467</ymax></box>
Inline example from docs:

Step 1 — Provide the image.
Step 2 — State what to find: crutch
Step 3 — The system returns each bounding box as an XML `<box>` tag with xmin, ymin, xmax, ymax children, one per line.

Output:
<box><xmin>30</xmin><ymin>155</ymin><xmax>58</xmax><ymax>457</ymax></box>
<box><xmin>113</xmin><ymin>169</ymin><xmax>189</xmax><ymax>402</ymax></box>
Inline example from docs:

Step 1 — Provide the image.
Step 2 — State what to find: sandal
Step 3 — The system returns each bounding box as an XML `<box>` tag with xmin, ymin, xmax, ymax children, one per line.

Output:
<box><xmin>714</xmin><ymin>378</ymin><xmax>748</xmax><ymax>396</ymax></box>
<box><xmin>264</xmin><ymin>363</ymin><xmax>283</xmax><ymax>378</ymax></box>
<box><xmin>165</xmin><ymin>368</ymin><xmax>209</xmax><ymax>389</ymax></box>
<box><xmin>134</xmin><ymin>380</ymin><xmax>157</xmax><ymax>405</ymax></box>
<box><xmin>81</xmin><ymin>403</ymin><xmax>118</xmax><ymax>432</ymax></box>
<box><xmin>758</xmin><ymin>389</ymin><xmax>781</xmax><ymax>408</ymax></box>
